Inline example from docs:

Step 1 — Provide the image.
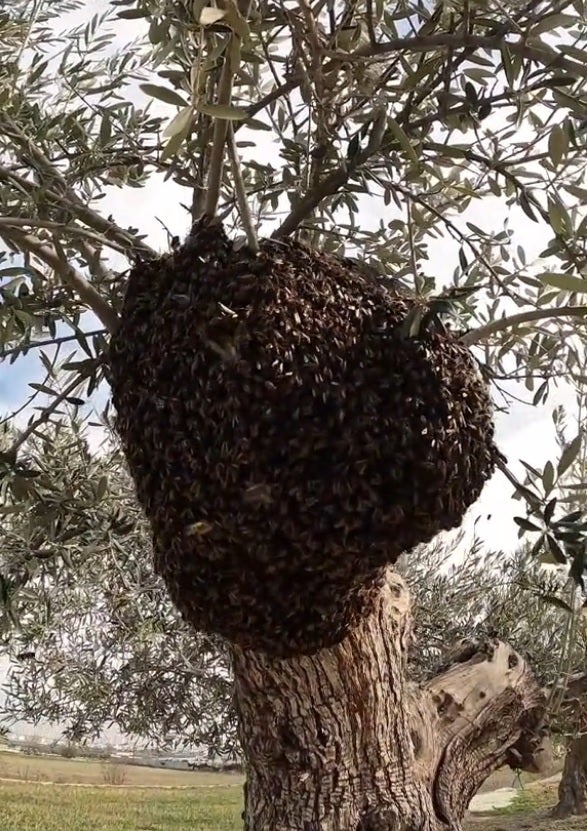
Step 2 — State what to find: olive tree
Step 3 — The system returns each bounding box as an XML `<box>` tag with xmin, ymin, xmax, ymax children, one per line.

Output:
<box><xmin>1</xmin><ymin>0</ymin><xmax>587</xmax><ymax>828</ymax></box>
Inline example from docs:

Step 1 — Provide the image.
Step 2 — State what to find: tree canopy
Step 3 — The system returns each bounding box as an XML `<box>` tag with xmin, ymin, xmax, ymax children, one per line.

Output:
<box><xmin>1</xmin><ymin>0</ymin><xmax>586</xmax><ymax>524</ymax></box>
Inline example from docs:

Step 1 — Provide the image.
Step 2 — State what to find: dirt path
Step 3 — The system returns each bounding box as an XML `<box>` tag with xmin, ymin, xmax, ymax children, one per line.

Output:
<box><xmin>469</xmin><ymin>773</ymin><xmax>564</xmax><ymax>813</ymax></box>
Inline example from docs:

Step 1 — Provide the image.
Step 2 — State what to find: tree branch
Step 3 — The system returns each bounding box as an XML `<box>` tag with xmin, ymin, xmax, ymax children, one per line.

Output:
<box><xmin>461</xmin><ymin>307</ymin><xmax>587</xmax><ymax>346</ymax></box>
<box><xmin>0</xmin><ymin>166</ymin><xmax>157</xmax><ymax>260</ymax></box>
<box><xmin>273</xmin><ymin>109</ymin><xmax>387</xmax><ymax>238</ymax></box>
<box><xmin>227</xmin><ymin>124</ymin><xmax>259</xmax><ymax>252</ymax></box>
<box><xmin>420</xmin><ymin>636</ymin><xmax>550</xmax><ymax>821</ymax></box>
<box><xmin>346</xmin><ymin>32</ymin><xmax>583</xmax><ymax>75</ymax></box>
<box><xmin>7</xmin><ymin>367</ymin><xmax>98</xmax><ymax>456</ymax></box>
<box><xmin>232</xmin><ymin>571</ymin><xmax>548</xmax><ymax>829</ymax></box>
<box><xmin>1</xmin><ymin>227</ymin><xmax>120</xmax><ymax>334</ymax></box>
<box><xmin>0</xmin><ymin>216</ymin><xmax>130</xmax><ymax>259</ymax></box>
<box><xmin>203</xmin><ymin>44</ymin><xmax>236</xmax><ymax>219</ymax></box>
<box><xmin>0</xmin><ymin>329</ymin><xmax>106</xmax><ymax>359</ymax></box>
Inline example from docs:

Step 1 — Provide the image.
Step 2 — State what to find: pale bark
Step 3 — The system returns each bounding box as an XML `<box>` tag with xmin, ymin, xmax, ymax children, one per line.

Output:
<box><xmin>232</xmin><ymin>570</ymin><xmax>547</xmax><ymax>831</ymax></box>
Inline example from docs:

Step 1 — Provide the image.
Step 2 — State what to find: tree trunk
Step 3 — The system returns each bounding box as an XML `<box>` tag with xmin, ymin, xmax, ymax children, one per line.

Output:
<box><xmin>552</xmin><ymin>735</ymin><xmax>587</xmax><ymax>818</ymax></box>
<box><xmin>232</xmin><ymin>570</ymin><xmax>549</xmax><ymax>831</ymax></box>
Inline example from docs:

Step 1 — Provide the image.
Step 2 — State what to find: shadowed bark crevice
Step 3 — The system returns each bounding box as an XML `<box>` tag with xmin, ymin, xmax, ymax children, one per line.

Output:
<box><xmin>232</xmin><ymin>571</ymin><xmax>548</xmax><ymax>831</ymax></box>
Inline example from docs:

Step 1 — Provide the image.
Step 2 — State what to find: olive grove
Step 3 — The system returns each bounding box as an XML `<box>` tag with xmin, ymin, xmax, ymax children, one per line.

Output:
<box><xmin>1</xmin><ymin>0</ymin><xmax>586</xmax><ymax>828</ymax></box>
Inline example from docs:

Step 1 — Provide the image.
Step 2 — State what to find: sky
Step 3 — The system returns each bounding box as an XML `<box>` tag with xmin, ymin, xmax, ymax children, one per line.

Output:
<box><xmin>0</xmin><ymin>0</ymin><xmax>583</xmax><ymax>743</ymax></box>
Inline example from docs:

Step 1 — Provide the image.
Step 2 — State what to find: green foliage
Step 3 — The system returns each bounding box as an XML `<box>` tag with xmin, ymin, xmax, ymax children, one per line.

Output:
<box><xmin>510</xmin><ymin>404</ymin><xmax>587</xmax><ymax>589</ymax></box>
<box><xmin>1</xmin><ymin>421</ymin><xmax>234</xmax><ymax>752</ymax></box>
<box><xmin>2</xmin><ymin>431</ymin><xmax>581</xmax><ymax>748</ymax></box>
<box><xmin>402</xmin><ymin>537</ymin><xmax>585</xmax><ymax>689</ymax></box>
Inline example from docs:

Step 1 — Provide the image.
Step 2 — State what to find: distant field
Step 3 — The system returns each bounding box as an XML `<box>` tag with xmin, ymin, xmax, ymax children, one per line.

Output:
<box><xmin>0</xmin><ymin>750</ymin><xmax>243</xmax><ymax>788</ymax></box>
<box><xmin>0</xmin><ymin>781</ymin><xmax>242</xmax><ymax>831</ymax></box>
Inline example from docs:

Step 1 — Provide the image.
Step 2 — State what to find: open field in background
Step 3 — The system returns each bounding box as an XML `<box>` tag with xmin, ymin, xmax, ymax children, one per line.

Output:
<box><xmin>0</xmin><ymin>749</ymin><xmax>561</xmax><ymax>790</ymax></box>
<box><xmin>0</xmin><ymin>752</ymin><xmax>583</xmax><ymax>831</ymax></box>
<box><xmin>0</xmin><ymin>750</ymin><xmax>244</xmax><ymax>787</ymax></box>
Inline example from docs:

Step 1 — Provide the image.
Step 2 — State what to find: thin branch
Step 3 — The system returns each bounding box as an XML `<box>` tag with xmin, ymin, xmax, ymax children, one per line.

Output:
<box><xmin>1</xmin><ymin>227</ymin><xmax>120</xmax><ymax>334</ymax></box>
<box><xmin>0</xmin><ymin>167</ymin><xmax>157</xmax><ymax>260</ymax></box>
<box><xmin>495</xmin><ymin>455</ymin><xmax>525</xmax><ymax>492</ymax></box>
<box><xmin>395</xmin><ymin>183</ymin><xmax>536</xmax><ymax>309</ymax></box>
<box><xmin>243</xmin><ymin>74</ymin><xmax>301</xmax><ymax>123</ymax></box>
<box><xmin>203</xmin><ymin>45</ymin><xmax>236</xmax><ymax>219</ymax></box>
<box><xmin>0</xmin><ymin>329</ymin><xmax>106</xmax><ymax>359</ymax></box>
<box><xmin>0</xmin><ymin>216</ymin><xmax>131</xmax><ymax>259</ymax></box>
<box><xmin>8</xmin><ymin>368</ymin><xmax>97</xmax><ymax>456</ymax></box>
<box><xmin>0</xmin><ymin>119</ymin><xmax>159</xmax><ymax>261</ymax></box>
<box><xmin>462</xmin><ymin>307</ymin><xmax>587</xmax><ymax>346</ymax></box>
<box><xmin>75</xmin><ymin>238</ymin><xmax>112</xmax><ymax>283</ymax></box>
<box><xmin>273</xmin><ymin>109</ymin><xmax>387</xmax><ymax>239</ymax></box>
<box><xmin>347</xmin><ymin>32</ymin><xmax>583</xmax><ymax>75</ymax></box>
<box><xmin>226</xmin><ymin>125</ymin><xmax>259</xmax><ymax>253</ymax></box>
<box><xmin>453</xmin><ymin>149</ymin><xmax>586</xmax><ymax>273</ymax></box>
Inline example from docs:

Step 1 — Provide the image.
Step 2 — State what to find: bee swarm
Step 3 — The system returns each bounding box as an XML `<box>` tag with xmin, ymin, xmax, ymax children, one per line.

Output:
<box><xmin>109</xmin><ymin>220</ymin><xmax>499</xmax><ymax>657</ymax></box>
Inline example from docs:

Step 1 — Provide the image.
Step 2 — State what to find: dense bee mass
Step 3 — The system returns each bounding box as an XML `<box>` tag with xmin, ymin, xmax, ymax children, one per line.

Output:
<box><xmin>109</xmin><ymin>220</ymin><xmax>499</xmax><ymax>657</ymax></box>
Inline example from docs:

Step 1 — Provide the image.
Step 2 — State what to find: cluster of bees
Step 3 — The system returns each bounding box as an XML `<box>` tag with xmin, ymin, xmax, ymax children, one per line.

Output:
<box><xmin>109</xmin><ymin>220</ymin><xmax>499</xmax><ymax>657</ymax></box>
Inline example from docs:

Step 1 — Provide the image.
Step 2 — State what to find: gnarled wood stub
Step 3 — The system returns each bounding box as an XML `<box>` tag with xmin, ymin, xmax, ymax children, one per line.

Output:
<box><xmin>233</xmin><ymin>571</ymin><xmax>548</xmax><ymax>831</ymax></box>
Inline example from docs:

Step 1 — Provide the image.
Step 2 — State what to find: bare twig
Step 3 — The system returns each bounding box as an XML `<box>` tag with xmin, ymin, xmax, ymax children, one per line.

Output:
<box><xmin>406</xmin><ymin>199</ymin><xmax>421</xmax><ymax>291</ymax></box>
<box><xmin>462</xmin><ymin>307</ymin><xmax>587</xmax><ymax>346</ymax></box>
<box><xmin>1</xmin><ymin>227</ymin><xmax>120</xmax><ymax>334</ymax></box>
<box><xmin>226</xmin><ymin>124</ymin><xmax>259</xmax><ymax>252</ymax></box>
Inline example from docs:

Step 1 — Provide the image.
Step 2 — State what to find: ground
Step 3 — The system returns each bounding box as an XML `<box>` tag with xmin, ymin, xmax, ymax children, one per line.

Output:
<box><xmin>0</xmin><ymin>750</ymin><xmax>584</xmax><ymax>830</ymax></box>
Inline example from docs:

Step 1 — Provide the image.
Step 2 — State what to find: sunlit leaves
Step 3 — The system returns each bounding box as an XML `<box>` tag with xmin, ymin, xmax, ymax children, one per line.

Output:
<box><xmin>139</xmin><ymin>83</ymin><xmax>189</xmax><ymax>107</ymax></box>
<box><xmin>539</xmin><ymin>273</ymin><xmax>587</xmax><ymax>293</ymax></box>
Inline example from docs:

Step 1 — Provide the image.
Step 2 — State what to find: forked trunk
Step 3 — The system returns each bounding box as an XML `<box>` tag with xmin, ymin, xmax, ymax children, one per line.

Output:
<box><xmin>232</xmin><ymin>571</ymin><xmax>549</xmax><ymax>831</ymax></box>
<box><xmin>552</xmin><ymin>735</ymin><xmax>587</xmax><ymax>818</ymax></box>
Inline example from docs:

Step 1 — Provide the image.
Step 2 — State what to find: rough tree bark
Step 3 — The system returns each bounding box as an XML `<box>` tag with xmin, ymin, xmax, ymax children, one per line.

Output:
<box><xmin>551</xmin><ymin>673</ymin><xmax>587</xmax><ymax>818</ymax></box>
<box><xmin>552</xmin><ymin>735</ymin><xmax>587</xmax><ymax>818</ymax></box>
<box><xmin>232</xmin><ymin>571</ymin><xmax>550</xmax><ymax>831</ymax></box>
